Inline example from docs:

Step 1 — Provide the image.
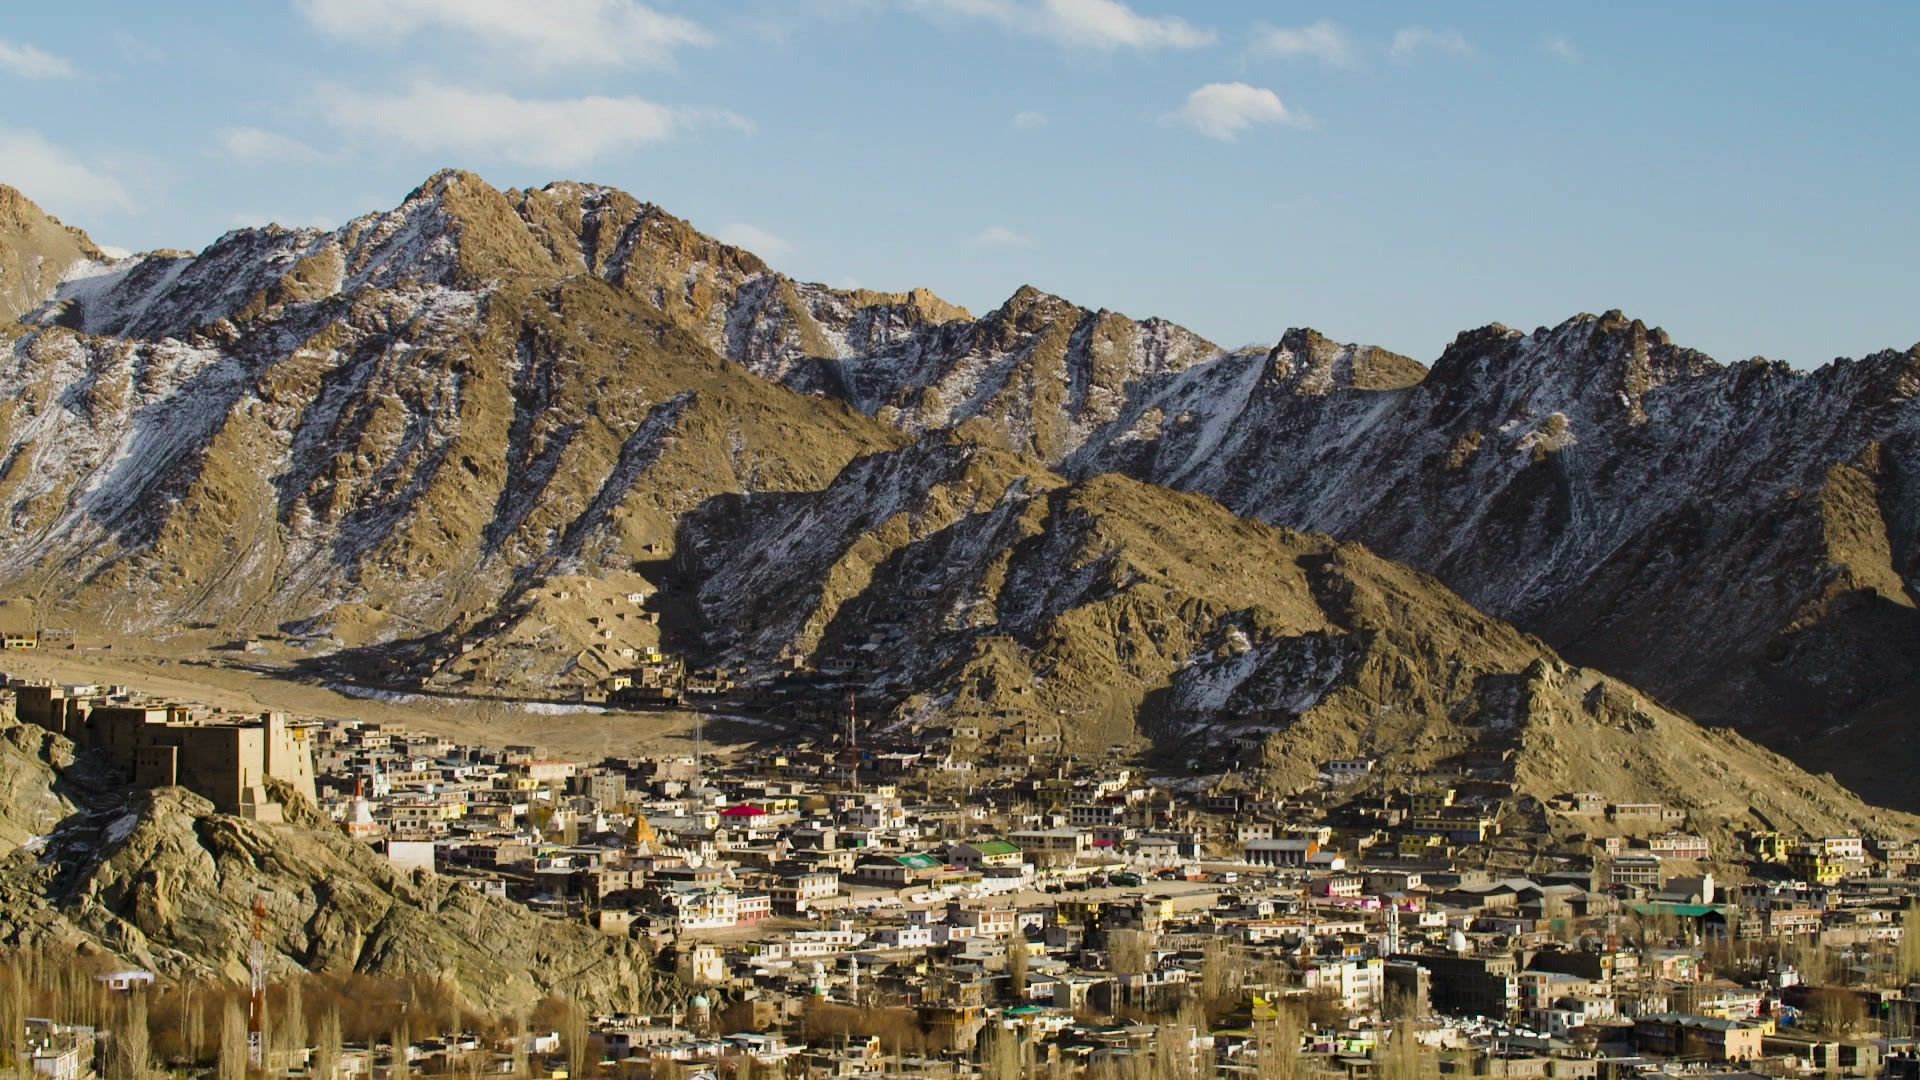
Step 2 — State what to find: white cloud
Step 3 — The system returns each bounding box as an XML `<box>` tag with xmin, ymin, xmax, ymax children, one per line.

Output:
<box><xmin>1161</xmin><ymin>82</ymin><xmax>1304</xmax><ymax>142</ymax></box>
<box><xmin>1542</xmin><ymin>35</ymin><xmax>1578</xmax><ymax>62</ymax></box>
<box><xmin>319</xmin><ymin>81</ymin><xmax>752</xmax><ymax>169</ymax></box>
<box><xmin>1390</xmin><ymin>27</ymin><xmax>1473</xmax><ymax>62</ymax></box>
<box><xmin>1012</xmin><ymin>110</ymin><xmax>1049</xmax><ymax>130</ymax></box>
<box><xmin>914</xmin><ymin>0</ymin><xmax>1214</xmax><ymax>51</ymax></box>
<box><xmin>0</xmin><ymin>127</ymin><xmax>131</xmax><ymax>217</ymax></box>
<box><xmin>294</xmin><ymin>0</ymin><xmax>709</xmax><ymax>69</ymax></box>
<box><xmin>1250</xmin><ymin>20</ymin><xmax>1353</xmax><ymax>68</ymax></box>
<box><xmin>217</xmin><ymin>127</ymin><xmax>325</xmax><ymax>164</ymax></box>
<box><xmin>716</xmin><ymin>222</ymin><xmax>791</xmax><ymax>258</ymax></box>
<box><xmin>969</xmin><ymin>225</ymin><xmax>1030</xmax><ymax>248</ymax></box>
<box><xmin>0</xmin><ymin>39</ymin><xmax>73</xmax><ymax>79</ymax></box>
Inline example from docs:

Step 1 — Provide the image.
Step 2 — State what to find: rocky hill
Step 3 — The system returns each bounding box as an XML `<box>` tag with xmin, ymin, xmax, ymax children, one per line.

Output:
<box><xmin>1052</xmin><ymin>316</ymin><xmax>1920</xmax><ymax>806</ymax></box>
<box><xmin>0</xmin><ymin>173</ymin><xmax>901</xmax><ymax>675</ymax></box>
<box><xmin>0</xmin><ymin>716</ymin><xmax>669</xmax><ymax>1012</ymax></box>
<box><xmin>0</xmin><ymin>170</ymin><xmax>1915</xmax><ymax>810</ymax></box>
<box><xmin>601</xmin><ymin>218</ymin><xmax>1918</xmax><ymax>807</ymax></box>
<box><xmin>669</xmin><ymin>432</ymin><xmax>1914</xmax><ymax>847</ymax></box>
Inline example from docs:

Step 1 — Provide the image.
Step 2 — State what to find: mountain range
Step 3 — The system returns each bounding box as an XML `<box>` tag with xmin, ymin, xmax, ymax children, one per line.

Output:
<box><xmin>0</xmin><ymin>169</ymin><xmax>1914</xmax><ymax>815</ymax></box>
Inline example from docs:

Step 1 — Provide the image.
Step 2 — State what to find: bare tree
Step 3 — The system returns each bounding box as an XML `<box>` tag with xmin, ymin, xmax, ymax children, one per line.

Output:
<box><xmin>1900</xmin><ymin>902</ymin><xmax>1920</xmax><ymax>984</ymax></box>
<box><xmin>1252</xmin><ymin>1007</ymin><xmax>1301</xmax><ymax>1080</ymax></box>
<box><xmin>1373</xmin><ymin>1020</ymin><xmax>1433</xmax><ymax>1080</ymax></box>
<box><xmin>981</xmin><ymin>1022</ymin><xmax>1022</xmax><ymax>1080</ymax></box>
<box><xmin>182</xmin><ymin>986</ymin><xmax>206</xmax><ymax>1065</ymax></box>
<box><xmin>1008</xmin><ymin>934</ymin><xmax>1030</xmax><ymax>1002</ymax></box>
<box><xmin>1803</xmin><ymin>988</ymin><xmax>1865</xmax><ymax>1036</ymax></box>
<box><xmin>0</xmin><ymin>957</ymin><xmax>25</xmax><ymax>1079</ymax></box>
<box><xmin>218</xmin><ymin>999</ymin><xmax>248</xmax><ymax>1080</ymax></box>
<box><xmin>104</xmin><ymin>991</ymin><xmax>152</xmax><ymax>1080</ymax></box>
<box><xmin>279</xmin><ymin>979</ymin><xmax>307</xmax><ymax>1065</ymax></box>
<box><xmin>511</xmin><ymin>1012</ymin><xmax>530</xmax><ymax>1079</ymax></box>
<box><xmin>390</xmin><ymin>1021</ymin><xmax>411</xmax><ymax>1080</ymax></box>
<box><xmin>563</xmin><ymin>1001</ymin><xmax>590</xmax><ymax>1080</ymax></box>
<box><xmin>1198</xmin><ymin>938</ymin><xmax>1244</xmax><ymax>1016</ymax></box>
<box><xmin>312</xmin><ymin>1007</ymin><xmax>342</xmax><ymax>1080</ymax></box>
<box><xmin>1109</xmin><ymin>930</ymin><xmax>1156</xmax><ymax>976</ymax></box>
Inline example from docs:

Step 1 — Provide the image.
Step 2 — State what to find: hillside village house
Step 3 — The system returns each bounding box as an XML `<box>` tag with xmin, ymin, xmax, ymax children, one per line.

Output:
<box><xmin>0</xmin><ymin>599</ymin><xmax>37</xmax><ymax>650</ymax></box>
<box><xmin>949</xmin><ymin>838</ymin><xmax>1023</xmax><ymax>870</ymax></box>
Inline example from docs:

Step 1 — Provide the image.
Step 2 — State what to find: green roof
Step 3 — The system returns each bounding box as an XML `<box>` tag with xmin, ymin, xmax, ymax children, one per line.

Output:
<box><xmin>970</xmin><ymin>840</ymin><xmax>1021</xmax><ymax>856</ymax></box>
<box><xmin>1630</xmin><ymin>903</ymin><xmax>1723</xmax><ymax>919</ymax></box>
<box><xmin>896</xmin><ymin>853</ymin><xmax>943</xmax><ymax>869</ymax></box>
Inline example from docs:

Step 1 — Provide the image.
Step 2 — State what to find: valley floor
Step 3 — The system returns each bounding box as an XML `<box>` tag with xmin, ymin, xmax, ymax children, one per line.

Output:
<box><xmin>0</xmin><ymin>640</ymin><xmax>761</xmax><ymax>762</ymax></box>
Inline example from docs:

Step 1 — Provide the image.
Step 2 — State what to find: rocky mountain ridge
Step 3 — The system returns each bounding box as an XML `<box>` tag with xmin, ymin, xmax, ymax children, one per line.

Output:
<box><xmin>1057</xmin><ymin>314</ymin><xmax>1920</xmax><ymax>805</ymax></box>
<box><xmin>667</xmin><ymin>431</ymin><xmax>1915</xmax><ymax>847</ymax></box>
<box><xmin>1</xmin><ymin>171</ymin><xmax>1915</xmax><ymax>808</ymax></box>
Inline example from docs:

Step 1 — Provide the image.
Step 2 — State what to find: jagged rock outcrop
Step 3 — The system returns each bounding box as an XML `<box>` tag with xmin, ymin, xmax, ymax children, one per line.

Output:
<box><xmin>0</xmin><ymin>717</ymin><xmax>668</xmax><ymax>1012</ymax></box>
<box><xmin>0</xmin><ymin>185</ymin><xmax>104</xmax><ymax>324</ymax></box>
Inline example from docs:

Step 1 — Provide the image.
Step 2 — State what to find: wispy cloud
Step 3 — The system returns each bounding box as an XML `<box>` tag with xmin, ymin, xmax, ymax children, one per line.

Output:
<box><xmin>1249</xmin><ymin>20</ymin><xmax>1353</xmax><ymax>68</ymax></box>
<box><xmin>1542</xmin><ymin>34</ymin><xmax>1578</xmax><ymax>62</ymax></box>
<box><xmin>217</xmin><ymin>127</ymin><xmax>325</xmax><ymax>164</ymax></box>
<box><xmin>0</xmin><ymin>39</ymin><xmax>72</xmax><ymax>79</ymax></box>
<box><xmin>1161</xmin><ymin>83</ymin><xmax>1306</xmax><ymax>142</ymax></box>
<box><xmin>318</xmin><ymin>81</ymin><xmax>751</xmax><ymax>168</ymax></box>
<box><xmin>1012</xmin><ymin>110</ymin><xmax>1049</xmax><ymax>130</ymax></box>
<box><xmin>0</xmin><ymin>127</ymin><xmax>132</xmax><ymax>216</ymax></box>
<box><xmin>716</xmin><ymin>222</ymin><xmax>791</xmax><ymax>258</ymax></box>
<box><xmin>913</xmin><ymin>0</ymin><xmax>1214</xmax><ymax>51</ymax></box>
<box><xmin>1390</xmin><ymin>27</ymin><xmax>1473</xmax><ymax>62</ymax></box>
<box><xmin>969</xmin><ymin>224</ymin><xmax>1031</xmax><ymax>248</ymax></box>
<box><xmin>295</xmin><ymin>0</ymin><xmax>710</xmax><ymax>69</ymax></box>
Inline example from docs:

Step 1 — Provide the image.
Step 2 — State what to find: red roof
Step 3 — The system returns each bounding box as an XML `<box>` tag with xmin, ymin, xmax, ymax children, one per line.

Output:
<box><xmin>720</xmin><ymin>804</ymin><xmax>767</xmax><ymax>818</ymax></box>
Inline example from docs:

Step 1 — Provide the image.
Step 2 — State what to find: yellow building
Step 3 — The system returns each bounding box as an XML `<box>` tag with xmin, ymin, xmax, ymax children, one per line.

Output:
<box><xmin>1787</xmin><ymin>847</ymin><xmax>1843</xmax><ymax>886</ymax></box>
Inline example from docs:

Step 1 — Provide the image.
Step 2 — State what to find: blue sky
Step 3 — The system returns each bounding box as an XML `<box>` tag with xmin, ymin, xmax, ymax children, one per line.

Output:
<box><xmin>3</xmin><ymin>1</ymin><xmax>1917</xmax><ymax>366</ymax></box>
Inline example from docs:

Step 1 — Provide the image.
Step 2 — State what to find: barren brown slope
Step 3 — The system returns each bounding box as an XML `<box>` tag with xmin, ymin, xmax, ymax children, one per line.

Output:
<box><xmin>674</xmin><ymin>434</ymin><xmax>1917</xmax><ymax>850</ymax></box>
<box><xmin>0</xmin><ymin>173</ymin><xmax>905</xmax><ymax>687</ymax></box>
<box><xmin>0</xmin><ymin>186</ymin><xmax>104</xmax><ymax>324</ymax></box>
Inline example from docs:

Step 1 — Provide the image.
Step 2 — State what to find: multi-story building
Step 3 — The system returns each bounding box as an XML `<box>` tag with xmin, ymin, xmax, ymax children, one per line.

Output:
<box><xmin>15</xmin><ymin>686</ymin><xmax>315</xmax><ymax>818</ymax></box>
<box><xmin>1632</xmin><ymin>1015</ymin><xmax>1762</xmax><ymax>1062</ymax></box>
<box><xmin>1610</xmin><ymin>853</ymin><xmax>1663</xmax><ymax>887</ymax></box>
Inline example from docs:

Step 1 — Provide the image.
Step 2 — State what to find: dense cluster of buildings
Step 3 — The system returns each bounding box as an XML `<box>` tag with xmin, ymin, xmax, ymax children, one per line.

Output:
<box><xmin>288</xmin><ymin>707</ymin><xmax>1920</xmax><ymax>1077</ymax></box>
<box><xmin>10</xmin><ymin>673</ymin><xmax>1920</xmax><ymax>1077</ymax></box>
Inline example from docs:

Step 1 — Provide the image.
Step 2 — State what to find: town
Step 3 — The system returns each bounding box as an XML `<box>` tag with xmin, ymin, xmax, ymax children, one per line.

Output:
<box><xmin>7</xmin><ymin>670</ymin><xmax>1920</xmax><ymax>1080</ymax></box>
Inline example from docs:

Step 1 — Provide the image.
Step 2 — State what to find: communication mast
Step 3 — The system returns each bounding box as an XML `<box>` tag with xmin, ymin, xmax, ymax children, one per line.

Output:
<box><xmin>249</xmin><ymin>893</ymin><xmax>268</xmax><ymax>1067</ymax></box>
